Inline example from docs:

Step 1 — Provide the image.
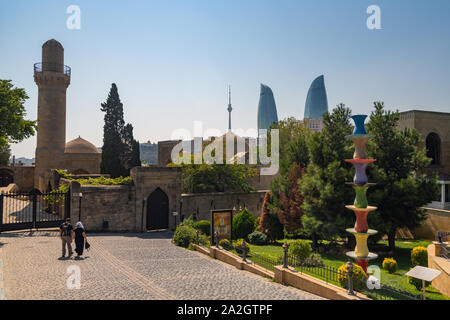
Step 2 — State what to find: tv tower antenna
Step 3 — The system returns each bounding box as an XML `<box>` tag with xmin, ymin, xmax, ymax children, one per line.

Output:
<box><xmin>227</xmin><ymin>85</ymin><xmax>232</xmax><ymax>132</ymax></box>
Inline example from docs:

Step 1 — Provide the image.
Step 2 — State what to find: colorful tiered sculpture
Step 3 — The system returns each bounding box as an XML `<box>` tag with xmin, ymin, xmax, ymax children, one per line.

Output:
<box><xmin>345</xmin><ymin>115</ymin><xmax>378</xmax><ymax>273</ymax></box>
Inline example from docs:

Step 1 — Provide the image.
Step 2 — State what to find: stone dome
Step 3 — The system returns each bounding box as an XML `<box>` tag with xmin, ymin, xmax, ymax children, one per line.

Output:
<box><xmin>65</xmin><ymin>136</ymin><xmax>100</xmax><ymax>154</ymax></box>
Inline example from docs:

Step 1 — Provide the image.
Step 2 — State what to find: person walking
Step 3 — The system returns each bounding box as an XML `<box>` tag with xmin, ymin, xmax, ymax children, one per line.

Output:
<box><xmin>59</xmin><ymin>218</ymin><xmax>74</xmax><ymax>258</ymax></box>
<box><xmin>74</xmin><ymin>221</ymin><xmax>87</xmax><ymax>257</ymax></box>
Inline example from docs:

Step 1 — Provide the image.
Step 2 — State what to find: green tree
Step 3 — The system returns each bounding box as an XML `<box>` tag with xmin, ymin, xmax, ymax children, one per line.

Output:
<box><xmin>300</xmin><ymin>104</ymin><xmax>354</xmax><ymax>248</ymax></box>
<box><xmin>122</xmin><ymin>123</ymin><xmax>141</xmax><ymax>173</ymax></box>
<box><xmin>101</xmin><ymin>83</ymin><xmax>126</xmax><ymax>177</ymax></box>
<box><xmin>277</xmin><ymin>164</ymin><xmax>306</xmax><ymax>232</ymax></box>
<box><xmin>100</xmin><ymin>83</ymin><xmax>140</xmax><ymax>177</ymax></box>
<box><xmin>0</xmin><ymin>144</ymin><xmax>11</xmax><ymax>166</ymax></box>
<box><xmin>366</xmin><ymin>102</ymin><xmax>439</xmax><ymax>251</ymax></box>
<box><xmin>232</xmin><ymin>208</ymin><xmax>256</xmax><ymax>240</ymax></box>
<box><xmin>0</xmin><ymin>79</ymin><xmax>36</xmax><ymax>157</ymax></box>
<box><xmin>259</xmin><ymin>191</ymin><xmax>284</xmax><ymax>241</ymax></box>
<box><xmin>270</xmin><ymin>117</ymin><xmax>310</xmax><ymax>175</ymax></box>
<box><xmin>181</xmin><ymin>162</ymin><xmax>256</xmax><ymax>193</ymax></box>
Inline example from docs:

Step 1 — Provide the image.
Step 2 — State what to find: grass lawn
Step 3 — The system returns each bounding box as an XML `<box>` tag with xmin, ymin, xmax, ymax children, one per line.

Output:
<box><xmin>240</xmin><ymin>238</ymin><xmax>449</xmax><ymax>300</ymax></box>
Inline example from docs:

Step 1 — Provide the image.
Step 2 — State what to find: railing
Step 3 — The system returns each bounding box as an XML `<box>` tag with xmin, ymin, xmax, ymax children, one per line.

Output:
<box><xmin>436</xmin><ymin>230</ymin><xmax>450</xmax><ymax>259</ymax></box>
<box><xmin>34</xmin><ymin>62</ymin><xmax>71</xmax><ymax>77</ymax></box>
<box><xmin>287</xmin><ymin>254</ymin><xmax>345</xmax><ymax>287</ymax></box>
<box><xmin>224</xmin><ymin>242</ymin><xmax>421</xmax><ymax>300</ymax></box>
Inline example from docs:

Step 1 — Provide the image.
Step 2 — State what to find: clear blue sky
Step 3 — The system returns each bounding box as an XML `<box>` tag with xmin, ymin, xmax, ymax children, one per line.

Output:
<box><xmin>1</xmin><ymin>0</ymin><xmax>450</xmax><ymax>158</ymax></box>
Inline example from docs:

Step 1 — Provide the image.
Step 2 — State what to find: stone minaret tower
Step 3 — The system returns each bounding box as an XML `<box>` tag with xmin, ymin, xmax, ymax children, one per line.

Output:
<box><xmin>34</xmin><ymin>39</ymin><xmax>71</xmax><ymax>191</ymax></box>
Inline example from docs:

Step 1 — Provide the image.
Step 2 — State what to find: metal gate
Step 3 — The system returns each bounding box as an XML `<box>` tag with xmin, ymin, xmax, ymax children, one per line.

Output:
<box><xmin>0</xmin><ymin>191</ymin><xmax>70</xmax><ymax>232</ymax></box>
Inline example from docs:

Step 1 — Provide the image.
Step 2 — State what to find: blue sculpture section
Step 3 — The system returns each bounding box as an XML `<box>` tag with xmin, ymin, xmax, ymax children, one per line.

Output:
<box><xmin>257</xmin><ymin>84</ymin><xmax>278</xmax><ymax>132</ymax></box>
<box><xmin>304</xmin><ymin>75</ymin><xmax>328</xmax><ymax>119</ymax></box>
<box><xmin>352</xmin><ymin>115</ymin><xmax>368</xmax><ymax>135</ymax></box>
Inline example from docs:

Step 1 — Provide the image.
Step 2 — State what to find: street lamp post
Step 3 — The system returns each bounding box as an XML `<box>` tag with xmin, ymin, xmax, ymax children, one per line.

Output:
<box><xmin>78</xmin><ymin>192</ymin><xmax>83</xmax><ymax>221</ymax></box>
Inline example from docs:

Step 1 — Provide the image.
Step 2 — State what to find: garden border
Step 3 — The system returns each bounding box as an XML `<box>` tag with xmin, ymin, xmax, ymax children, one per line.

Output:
<box><xmin>192</xmin><ymin>244</ymin><xmax>368</xmax><ymax>300</ymax></box>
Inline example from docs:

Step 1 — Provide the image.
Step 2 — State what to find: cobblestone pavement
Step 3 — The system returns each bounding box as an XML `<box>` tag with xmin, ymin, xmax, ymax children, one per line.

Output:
<box><xmin>0</xmin><ymin>230</ymin><xmax>324</xmax><ymax>300</ymax></box>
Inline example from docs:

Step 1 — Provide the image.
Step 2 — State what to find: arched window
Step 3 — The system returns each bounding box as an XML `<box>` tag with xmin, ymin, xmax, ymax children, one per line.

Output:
<box><xmin>426</xmin><ymin>133</ymin><xmax>441</xmax><ymax>165</ymax></box>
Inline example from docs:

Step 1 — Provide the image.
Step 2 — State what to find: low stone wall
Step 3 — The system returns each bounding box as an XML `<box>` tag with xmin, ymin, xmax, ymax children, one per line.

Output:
<box><xmin>413</xmin><ymin>207</ymin><xmax>450</xmax><ymax>240</ymax></box>
<box><xmin>68</xmin><ymin>181</ymin><xmax>136</xmax><ymax>232</ymax></box>
<box><xmin>192</xmin><ymin>244</ymin><xmax>366</xmax><ymax>300</ymax></box>
<box><xmin>427</xmin><ymin>243</ymin><xmax>450</xmax><ymax>297</ymax></box>
<box><xmin>181</xmin><ymin>190</ymin><xmax>268</xmax><ymax>221</ymax></box>
<box><xmin>273</xmin><ymin>266</ymin><xmax>368</xmax><ymax>300</ymax></box>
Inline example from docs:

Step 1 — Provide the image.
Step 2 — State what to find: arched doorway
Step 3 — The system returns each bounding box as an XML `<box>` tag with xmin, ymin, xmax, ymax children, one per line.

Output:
<box><xmin>426</xmin><ymin>132</ymin><xmax>441</xmax><ymax>165</ymax></box>
<box><xmin>146</xmin><ymin>188</ymin><xmax>169</xmax><ymax>230</ymax></box>
<box><xmin>0</xmin><ymin>169</ymin><xmax>14</xmax><ymax>187</ymax></box>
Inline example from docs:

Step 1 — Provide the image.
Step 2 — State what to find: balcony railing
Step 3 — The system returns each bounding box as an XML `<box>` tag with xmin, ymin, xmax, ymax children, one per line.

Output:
<box><xmin>34</xmin><ymin>62</ymin><xmax>71</xmax><ymax>77</ymax></box>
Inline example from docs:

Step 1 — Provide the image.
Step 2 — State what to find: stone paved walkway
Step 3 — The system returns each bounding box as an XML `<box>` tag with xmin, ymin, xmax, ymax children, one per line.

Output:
<box><xmin>0</xmin><ymin>231</ymin><xmax>323</xmax><ymax>300</ymax></box>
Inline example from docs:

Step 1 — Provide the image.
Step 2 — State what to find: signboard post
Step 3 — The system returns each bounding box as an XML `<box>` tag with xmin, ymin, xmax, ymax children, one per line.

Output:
<box><xmin>405</xmin><ymin>266</ymin><xmax>441</xmax><ymax>300</ymax></box>
<box><xmin>210</xmin><ymin>209</ymin><xmax>233</xmax><ymax>246</ymax></box>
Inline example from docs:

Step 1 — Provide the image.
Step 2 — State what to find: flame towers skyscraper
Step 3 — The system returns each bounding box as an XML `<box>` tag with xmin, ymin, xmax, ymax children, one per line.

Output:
<box><xmin>257</xmin><ymin>84</ymin><xmax>278</xmax><ymax>135</ymax></box>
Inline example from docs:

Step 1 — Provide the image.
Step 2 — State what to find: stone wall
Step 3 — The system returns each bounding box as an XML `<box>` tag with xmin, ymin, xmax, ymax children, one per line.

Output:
<box><xmin>412</xmin><ymin>207</ymin><xmax>450</xmax><ymax>240</ymax></box>
<box><xmin>181</xmin><ymin>190</ymin><xmax>268</xmax><ymax>221</ymax></box>
<box><xmin>398</xmin><ymin>110</ymin><xmax>450</xmax><ymax>175</ymax></box>
<box><xmin>131</xmin><ymin>166</ymin><xmax>183</xmax><ymax>231</ymax></box>
<box><xmin>0</xmin><ymin>166</ymin><xmax>35</xmax><ymax>192</ymax></box>
<box><xmin>68</xmin><ymin>180</ymin><xmax>136</xmax><ymax>232</ymax></box>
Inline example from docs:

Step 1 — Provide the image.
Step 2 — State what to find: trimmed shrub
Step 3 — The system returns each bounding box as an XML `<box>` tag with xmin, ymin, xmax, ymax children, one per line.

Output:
<box><xmin>288</xmin><ymin>240</ymin><xmax>312</xmax><ymax>260</ymax></box>
<box><xmin>382</xmin><ymin>258</ymin><xmax>398</xmax><ymax>274</ymax></box>
<box><xmin>411</xmin><ymin>246</ymin><xmax>428</xmax><ymax>267</ymax></box>
<box><xmin>193</xmin><ymin>220</ymin><xmax>211</xmax><ymax>236</ymax></box>
<box><xmin>248</xmin><ymin>231</ymin><xmax>267</xmax><ymax>245</ymax></box>
<box><xmin>234</xmin><ymin>239</ymin><xmax>250</xmax><ymax>253</ymax></box>
<box><xmin>337</xmin><ymin>263</ymin><xmax>368</xmax><ymax>291</ymax></box>
<box><xmin>172</xmin><ymin>225</ymin><xmax>197</xmax><ymax>248</ymax></box>
<box><xmin>304</xmin><ymin>253</ymin><xmax>325</xmax><ymax>267</ymax></box>
<box><xmin>232</xmin><ymin>209</ymin><xmax>256</xmax><ymax>240</ymax></box>
<box><xmin>196</xmin><ymin>233</ymin><xmax>210</xmax><ymax>247</ymax></box>
<box><xmin>219</xmin><ymin>238</ymin><xmax>232</xmax><ymax>250</ymax></box>
<box><xmin>182</xmin><ymin>215</ymin><xmax>195</xmax><ymax>228</ymax></box>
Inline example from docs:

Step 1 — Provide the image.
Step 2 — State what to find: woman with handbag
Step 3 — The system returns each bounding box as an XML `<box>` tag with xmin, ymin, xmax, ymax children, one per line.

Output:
<box><xmin>74</xmin><ymin>221</ymin><xmax>88</xmax><ymax>257</ymax></box>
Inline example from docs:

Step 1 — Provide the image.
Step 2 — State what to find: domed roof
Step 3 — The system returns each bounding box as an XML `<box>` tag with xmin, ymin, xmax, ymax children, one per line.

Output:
<box><xmin>65</xmin><ymin>136</ymin><xmax>100</xmax><ymax>154</ymax></box>
<box><xmin>43</xmin><ymin>39</ymin><xmax>63</xmax><ymax>48</ymax></box>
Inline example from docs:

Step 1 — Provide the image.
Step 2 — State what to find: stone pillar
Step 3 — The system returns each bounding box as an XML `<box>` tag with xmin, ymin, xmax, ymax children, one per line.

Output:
<box><xmin>34</xmin><ymin>39</ymin><xmax>70</xmax><ymax>191</ymax></box>
<box><xmin>441</xmin><ymin>183</ymin><xmax>445</xmax><ymax>208</ymax></box>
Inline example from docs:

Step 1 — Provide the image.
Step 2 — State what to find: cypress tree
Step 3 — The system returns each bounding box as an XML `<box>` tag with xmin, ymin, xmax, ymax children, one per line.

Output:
<box><xmin>100</xmin><ymin>83</ymin><xmax>127</xmax><ymax>177</ymax></box>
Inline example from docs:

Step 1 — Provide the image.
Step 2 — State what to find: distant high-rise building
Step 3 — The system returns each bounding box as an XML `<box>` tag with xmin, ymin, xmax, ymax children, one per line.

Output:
<box><xmin>304</xmin><ymin>75</ymin><xmax>328</xmax><ymax>132</ymax></box>
<box><xmin>257</xmin><ymin>84</ymin><xmax>278</xmax><ymax>134</ymax></box>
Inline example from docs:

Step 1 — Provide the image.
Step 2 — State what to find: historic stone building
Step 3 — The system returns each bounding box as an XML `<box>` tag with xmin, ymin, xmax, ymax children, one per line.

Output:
<box><xmin>398</xmin><ymin>109</ymin><xmax>450</xmax><ymax>210</ymax></box>
<box><xmin>33</xmin><ymin>39</ymin><xmax>101</xmax><ymax>191</ymax></box>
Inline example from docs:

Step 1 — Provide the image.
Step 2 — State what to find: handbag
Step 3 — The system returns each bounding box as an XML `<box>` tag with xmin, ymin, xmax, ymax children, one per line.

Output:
<box><xmin>85</xmin><ymin>241</ymin><xmax>91</xmax><ymax>250</ymax></box>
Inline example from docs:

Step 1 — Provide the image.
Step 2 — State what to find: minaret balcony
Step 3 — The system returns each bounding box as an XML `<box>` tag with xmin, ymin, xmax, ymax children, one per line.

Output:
<box><xmin>34</xmin><ymin>62</ymin><xmax>71</xmax><ymax>77</ymax></box>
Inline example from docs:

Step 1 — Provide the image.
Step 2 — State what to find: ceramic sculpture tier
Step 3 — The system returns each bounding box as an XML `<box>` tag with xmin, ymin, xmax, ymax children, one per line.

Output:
<box><xmin>344</xmin><ymin>115</ymin><xmax>378</xmax><ymax>273</ymax></box>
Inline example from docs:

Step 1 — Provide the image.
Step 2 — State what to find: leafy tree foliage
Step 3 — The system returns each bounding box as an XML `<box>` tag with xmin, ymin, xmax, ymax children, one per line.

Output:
<box><xmin>181</xmin><ymin>163</ymin><xmax>256</xmax><ymax>193</ymax></box>
<box><xmin>366</xmin><ymin>102</ymin><xmax>439</xmax><ymax>251</ymax></box>
<box><xmin>0</xmin><ymin>144</ymin><xmax>11</xmax><ymax>166</ymax></box>
<box><xmin>278</xmin><ymin>164</ymin><xmax>306</xmax><ymax>232</ymax></box>
<box><xmin>0</xmin><ymin>79</ymin><xmax>36</xmax><ymax>158</ymax></box>
<box><xmin>259</xmin><ymin>191</ymin><xmax>284</xmax><ymax>241</ymax></box>
<box><xmin>100</xmin><ymin>83</ymin><xmax>140</xmax><ymax>177</ymax></box>
<box><xmin>300</xmin><ymin>104</ymin><xmax>354</xmax><ymax>248</ymax></box>
<box><xmin>232</xmin><ymin>209</ymin><xmax>256</xmax><ymax>240</ymax></box>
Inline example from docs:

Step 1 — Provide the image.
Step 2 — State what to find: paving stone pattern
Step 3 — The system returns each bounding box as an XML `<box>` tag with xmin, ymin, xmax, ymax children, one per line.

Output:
<box><xmin>0</xmin><ymin>231</ymin><xmax>323</xmax><ymax>300</ymax></box>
